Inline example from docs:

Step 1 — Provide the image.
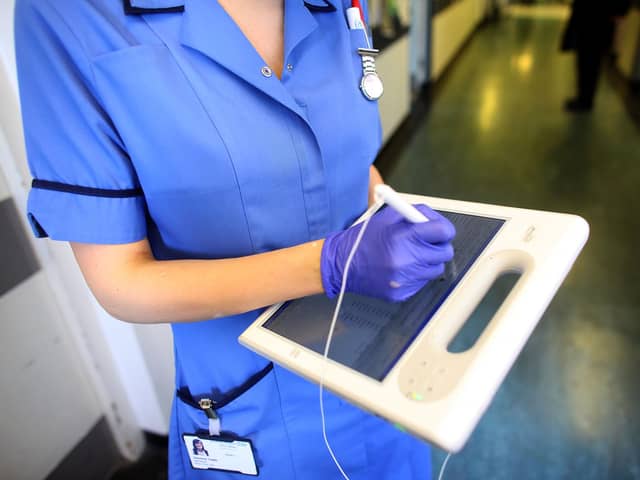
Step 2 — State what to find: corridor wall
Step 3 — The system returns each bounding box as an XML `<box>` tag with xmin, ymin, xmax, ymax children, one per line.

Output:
<box><xmin>431</xmin><ymin>0</ymin><xmax>490</xmax><ymax>80</ymax></box>
<box><xmin>616</xmin><ymin>5</ymin><xmax>640</xmax><ymax>82</ymax></box>
<box><xmin>378</xmin><ymin>36</ymin><xmax>412</xmax><ymax>142</ymax></box>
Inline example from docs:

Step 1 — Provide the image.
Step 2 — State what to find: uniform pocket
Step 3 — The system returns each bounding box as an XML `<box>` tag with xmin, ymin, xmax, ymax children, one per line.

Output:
<box><xmin>175</xmin><ymin>366</ymin><xmax>296</xmax><ymax>475</ymax></box>
<box><xmin>176</xmin><ymin>363</ymin><xmax>276</xmax><ymax>436</ymax></box>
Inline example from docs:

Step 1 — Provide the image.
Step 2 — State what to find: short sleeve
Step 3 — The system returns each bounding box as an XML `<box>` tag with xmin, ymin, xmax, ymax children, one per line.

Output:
<box><xmin>15</xmin><ymin>0</ymin><xmax>147</xmax><ymax>244</ymax></box>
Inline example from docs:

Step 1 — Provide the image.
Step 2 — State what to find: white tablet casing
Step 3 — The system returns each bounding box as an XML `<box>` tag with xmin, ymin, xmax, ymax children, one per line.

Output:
<box><xmin>239</xmin><ymin>194</ymin><xmax>589</xmax><ymax>452</ymax></box>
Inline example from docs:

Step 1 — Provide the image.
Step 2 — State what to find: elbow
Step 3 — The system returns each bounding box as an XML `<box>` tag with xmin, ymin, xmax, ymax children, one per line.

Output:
<box><xmin>94</xmin><ymin>294</ymin><xmax>152</xmax><ymax>324</ymax></box>
<box><xmin>102</xmin><ymin>303</ymin><xmax>149</xmax><ymax>324</ymax></box>
<box><xmin>89</xmin><ymin>283</ymin><xmax>160</xmax><ymax>324</ymax></box>
<box><xmin>70</xmin><ymin>240</ymin><xmax>167</xmax><ymax>324</ymax></box>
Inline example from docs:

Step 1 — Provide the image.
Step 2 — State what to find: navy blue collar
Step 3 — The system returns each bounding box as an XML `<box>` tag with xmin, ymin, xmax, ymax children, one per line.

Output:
<box><xmin>303</xmin><ymin>0</ymin><xmax>336</xmax><ymax>12</ymax></box>
<box><xmin>123</xmin><ymin>0</ymin><xmax>184</xmax><ymax>14</ymax></box>
<box><xmin>123</xmin><ymin>0</ymin><xmax>335</xmax><ymax>15</ymax></box>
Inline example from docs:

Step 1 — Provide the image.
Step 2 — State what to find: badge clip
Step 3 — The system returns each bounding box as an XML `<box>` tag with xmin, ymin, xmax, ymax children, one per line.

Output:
<box><xmin>199</xmin><ymin>398</ymin><xmax>221</xmax><ymax>436</ymax></box>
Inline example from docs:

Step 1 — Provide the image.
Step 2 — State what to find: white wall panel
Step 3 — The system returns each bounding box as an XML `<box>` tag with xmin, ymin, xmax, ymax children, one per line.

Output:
<box><xmin>0</xmin><ymin>146</ymin><xmax>10</xmax><ymax>200</ymax></box>
<box><xmin>378</xmin><ymin>35</ymin><xmax>411</xmax><ymax>143</ymax></box>
<box><xmin>0</xmin><ymin>0</ymin><xmax>18</xmax><ymax>95</ymax></box>
<box><xmin>0</xmin><ymin>63</ymin><xmax>31</xmax><ymax>195</ymax></box>
<box><xmin>0</xmin><ymin>273</ymin><xmax>101</xmax><ymax>480</ymax></box>
<box><xmin>432</xmin><ymin>0</ymin><xmax>488</xmax><ymax>80</ymax></box>
<box><xmin>616</xmin><ymin>8</ymin><xmax>640</xmax><ymax>81</ymax></box>
<box><xmin>410</xmin><ymin>0</ymin><xmax>430</xmax><ymax>88</ymax></box>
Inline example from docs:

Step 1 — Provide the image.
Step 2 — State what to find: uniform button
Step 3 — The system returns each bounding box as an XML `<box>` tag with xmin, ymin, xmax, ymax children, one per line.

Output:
<box><xmin>261</xmin><ymin>66</ymin><xmax>273</xmax><ymax>78</ymax></box>
<box><xmin>286</xmin><ymin>64</ymin><xmax>293</xmax><ymax>72</ymax></box>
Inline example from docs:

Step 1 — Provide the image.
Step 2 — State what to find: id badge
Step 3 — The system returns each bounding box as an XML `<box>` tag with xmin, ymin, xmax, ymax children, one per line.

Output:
<box><xmin>183</xmin><ymin>433</ymin><xmax>258</xmax><ymax>476</ymax></box>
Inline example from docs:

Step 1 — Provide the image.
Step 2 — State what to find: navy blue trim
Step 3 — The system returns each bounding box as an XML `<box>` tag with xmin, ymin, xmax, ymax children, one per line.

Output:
<box><xmin>304</xmin><ymin>0</ymin><xmax>337</xmax><ymax>12</ymax></box>
<box><xmin>123</xmin><ymin>0</ymin><xmax>333</xmax><ymax>15</ymax></box>
<box><xmin>27</xmin><ymin>213</ymin><xmax>48</xmax><ymax>238</ymax></box>
<box><xmin>32</xmin><ymin>179</ymin><xmax>143</xmax><ymax>198</ymax></box>
<box><xmin>177</xmin><ymin>363</ymin><xmax>274</xmax><ymax>411</ymax></box>
<box><xmin>123</xmin><ymin>0</ymin><xmax>184</xmax><ymax>15</ymax></box>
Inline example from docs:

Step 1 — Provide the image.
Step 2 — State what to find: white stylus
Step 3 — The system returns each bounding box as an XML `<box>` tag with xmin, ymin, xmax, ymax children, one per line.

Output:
<box><xmin>374</xmin><ymin>184</ymin><xmax>429</xmax><ymax>224</ymax></box>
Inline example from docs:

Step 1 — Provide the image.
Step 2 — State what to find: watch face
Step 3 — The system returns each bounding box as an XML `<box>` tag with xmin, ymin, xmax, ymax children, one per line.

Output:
<box><xmin>360</xmin><ymin>73</ymin><xmax>384</xmax><ymax>100</ymax></box>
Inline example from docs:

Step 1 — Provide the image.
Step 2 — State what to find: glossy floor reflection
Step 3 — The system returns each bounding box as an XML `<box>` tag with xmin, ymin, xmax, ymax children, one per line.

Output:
<box><xmin>380</xmin><ymin>9</ymin><xmax>640</xmax><ymax>480</ymax></box>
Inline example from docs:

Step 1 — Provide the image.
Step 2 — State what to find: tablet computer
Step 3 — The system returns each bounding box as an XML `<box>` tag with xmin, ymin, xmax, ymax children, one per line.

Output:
<box><xmin>239</xmin><ymin>194</ymin><xmax>589</xmax><ymax>452</ymax></box>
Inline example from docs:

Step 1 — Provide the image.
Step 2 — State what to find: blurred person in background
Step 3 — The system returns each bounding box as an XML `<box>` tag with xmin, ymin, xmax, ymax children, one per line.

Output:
<box><xmin>561</xmin><ymin>0</ymin><xmax>631</xmax><ymax>112</ymax></box>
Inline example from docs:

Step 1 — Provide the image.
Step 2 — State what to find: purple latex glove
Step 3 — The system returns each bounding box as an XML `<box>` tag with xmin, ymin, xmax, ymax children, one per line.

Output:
<box><xmin>321</xmin><ymin>204</ymin><xmax>456</xmax><ymax>302</ymax></box>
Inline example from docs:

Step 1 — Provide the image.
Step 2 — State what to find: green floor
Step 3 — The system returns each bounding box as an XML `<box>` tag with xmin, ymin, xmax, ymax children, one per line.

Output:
<box><xmin>379</xmin><ymin>12</ymin><xmax>640</xmax><ymax>480</ymax></box>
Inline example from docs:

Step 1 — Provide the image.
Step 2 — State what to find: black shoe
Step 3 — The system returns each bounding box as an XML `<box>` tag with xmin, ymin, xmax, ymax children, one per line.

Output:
<box><xmin>564</xmin><ymin>98</ymin><xmax>593</xmax><ymax>113</ymax></box>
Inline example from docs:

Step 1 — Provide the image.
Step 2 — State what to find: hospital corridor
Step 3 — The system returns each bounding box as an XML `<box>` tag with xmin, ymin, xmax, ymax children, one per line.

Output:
<box><xmin>379</xmin><ymin>6</ymin><xmax>640</xmax><ymax>479</ymax></box>
<box><xmin>0</xmin><ymin>1</ymin><xmax>639</xmax><ymax>479</ymax></box>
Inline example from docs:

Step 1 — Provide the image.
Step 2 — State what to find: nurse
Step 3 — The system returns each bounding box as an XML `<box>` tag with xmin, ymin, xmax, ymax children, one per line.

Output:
<box><xmin>15</xmin><ymin>0</ymin><xmax>455</xmax><ymax>478</ymax></box>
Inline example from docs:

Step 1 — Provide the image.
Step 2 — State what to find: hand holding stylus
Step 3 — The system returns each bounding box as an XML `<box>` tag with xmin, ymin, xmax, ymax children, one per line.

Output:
<box><xmin>321</xmin><ymin>187</ymin><xmax>456</xmax><ymax>302</ymax></box>
<box><xmin>373</xmin><ymin>184</ymin><xmax>430</xmax><ymax>224</ymax></box>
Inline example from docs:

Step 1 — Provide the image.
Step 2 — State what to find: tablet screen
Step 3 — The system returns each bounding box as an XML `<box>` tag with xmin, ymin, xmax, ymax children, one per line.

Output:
<box><xmin>262</xmin><ymin>211</ymin><xmax>505</xmax><ymax>381</ymax></box>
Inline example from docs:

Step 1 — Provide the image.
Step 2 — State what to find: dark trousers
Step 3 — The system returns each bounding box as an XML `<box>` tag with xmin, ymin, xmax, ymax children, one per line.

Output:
<box><xmin>575</xmin><ymin>46</ymin><xmax>605</xmax><ymax>106</ymax></box>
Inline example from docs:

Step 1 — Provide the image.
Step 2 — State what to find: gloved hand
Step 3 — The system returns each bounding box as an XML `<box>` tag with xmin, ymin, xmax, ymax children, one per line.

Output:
<box><xmin>321</xmin><ymin>204</ymin><xmax>456</xmax><ymax>302</ymax></box>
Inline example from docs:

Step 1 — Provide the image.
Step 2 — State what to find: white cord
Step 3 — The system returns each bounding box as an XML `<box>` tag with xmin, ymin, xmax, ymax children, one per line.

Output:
<box><xmin>363</xmin><ymin>27</ymin><xmax>372</xmax><ymax>49</ymax></box>
<box><xmin>319</xmin><ymin>206</ymin><xmax>378</xmax><ymax>480</ymax></box>
<box><xmin>319</xmin><ymin>202</ymin><xmax>448</xmax><ymax>480</ymax></box>
<box><xmin>437</xmin><ymin>452</ymin><xmax>452</xmax><ymax>480</ymax></box>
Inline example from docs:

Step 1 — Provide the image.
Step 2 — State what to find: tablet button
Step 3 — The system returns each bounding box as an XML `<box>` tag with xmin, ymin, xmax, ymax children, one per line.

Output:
<box><xmin>408</xmin><ymin>391</ymin><xmax>424</xmax><ymax>401</ymax></box>
<box><xmin>523</xmin><ymin>225</ymin><xmax>536</xmax><ymax>242</ymax></box>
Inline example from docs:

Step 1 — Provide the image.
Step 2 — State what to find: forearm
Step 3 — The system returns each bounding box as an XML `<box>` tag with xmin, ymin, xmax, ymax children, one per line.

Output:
<box><xmin>72</xmin><ymin>240</ymin><xmax>324</xmax><ymax>324</ymax></box>
<box><xmin>75</xmin><ymin>169</ymin><xmax>381</xmax><ymax>325</ymax></box>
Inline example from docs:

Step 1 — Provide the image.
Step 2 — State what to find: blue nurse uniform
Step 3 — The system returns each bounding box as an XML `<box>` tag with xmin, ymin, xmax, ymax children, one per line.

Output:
<box><xmin>16</xmin><ymin>0</ymin><xmax>431</xmax><ymax>477</ymax></box>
